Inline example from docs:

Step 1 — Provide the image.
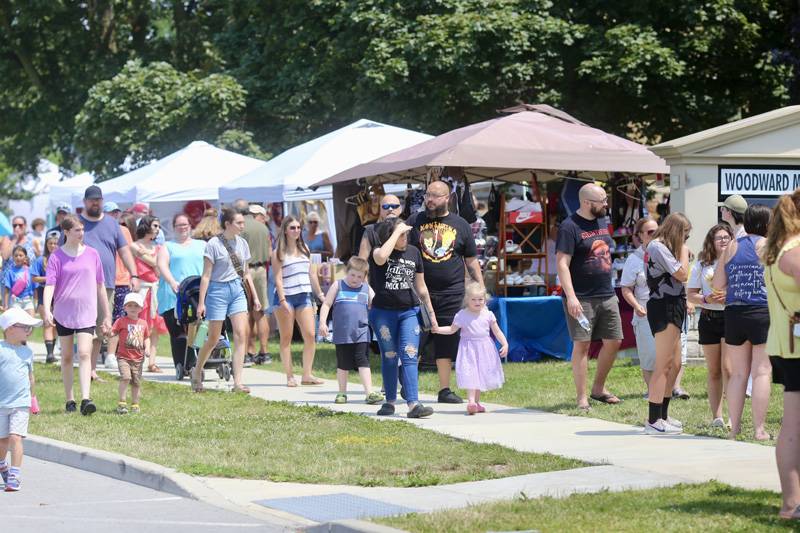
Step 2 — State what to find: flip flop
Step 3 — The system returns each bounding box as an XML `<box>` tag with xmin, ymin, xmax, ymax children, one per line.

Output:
<box><xmin>577</xmin><ymin>404</ymin><xmax>591</xmax><ymax>411</ymax></box>
<box><xmin>590</xmin><ymin>393</ymin><xmax>621</xmax><ymax>404</ymax></box>
<box><xmin>191</xmin><ymin>370</ymin><xmax>204</xmax><ymax>393</ymax></box>
<box><xmin>286</xmin><ymin>377</ymin><xmax>298</xmax><ymax>388</ymax></box>
<box><xmin>232</xmin><ymin>385</ymin><xmax>251</xmax><ymax>394</ymax></box>
<box><xmin>301</xmin><ymin>377</ymin><xmax>324</xmax><ymax>385</ymax></box>
<box><xmin>779</xmin><ymin>504</ymin><xmax>800</xmax><ymax>520</ymax></box>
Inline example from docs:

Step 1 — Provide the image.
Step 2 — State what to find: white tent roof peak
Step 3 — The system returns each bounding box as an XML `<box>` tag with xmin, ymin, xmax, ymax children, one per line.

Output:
<box><xmin>651</xmin><ymin>106</ymin><xmax>800</xmax><ymax>159</ymax></box>
<box><xmin>97</xmin><ymin>140</ymin><xmax>267</xmax><ymax>204</ymax></box>
<box><xmin>218</xmin><ymin>119</ymin><xmax>432</xmax><ymax>204</ymax></box>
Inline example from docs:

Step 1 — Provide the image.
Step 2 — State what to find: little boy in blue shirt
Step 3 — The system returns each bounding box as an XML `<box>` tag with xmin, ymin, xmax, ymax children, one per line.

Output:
<box><xmin>0</xmin><ymin>307</ymin><xmax>41</xmax><ymax>492</ymax></box>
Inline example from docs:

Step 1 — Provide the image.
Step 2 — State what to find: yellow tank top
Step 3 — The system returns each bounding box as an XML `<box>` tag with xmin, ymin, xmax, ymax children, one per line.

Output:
<box><xmin>765</xmin><ymin>236</ymin><xmax>800</xmax><ymax>359</ymax></box>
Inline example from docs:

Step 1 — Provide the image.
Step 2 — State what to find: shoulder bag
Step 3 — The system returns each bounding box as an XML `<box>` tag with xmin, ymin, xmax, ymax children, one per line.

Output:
<box><xmin>218</xmin><ymin>235</ymin><xmax>255</xmax><ymax>312</ymax></box>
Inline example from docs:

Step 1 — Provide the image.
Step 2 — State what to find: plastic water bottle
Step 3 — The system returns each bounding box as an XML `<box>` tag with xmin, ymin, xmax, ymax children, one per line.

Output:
<box><xmin>577</xmin><ymin>312</ymin><xmax>591</xmax><ymax>332</ymax></box>
<box><xmin>194</xmin><ymin>320</ymin><xmax>209</xmax><ymax>349</ymax></box>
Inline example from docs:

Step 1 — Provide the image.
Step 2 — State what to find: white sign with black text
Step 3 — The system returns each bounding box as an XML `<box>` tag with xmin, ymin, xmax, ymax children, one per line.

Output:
<box><xmin>719</xmin><ymin>166</ymin><xmax>800</xmax><ymax>197</ymax></box>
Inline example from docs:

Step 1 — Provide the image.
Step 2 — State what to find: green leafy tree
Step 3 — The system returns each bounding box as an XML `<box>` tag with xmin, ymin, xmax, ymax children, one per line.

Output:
<box><xmin>74</xmin><ymin>60</ymin><xmax>255</xmax><ymax>178</ymax></box>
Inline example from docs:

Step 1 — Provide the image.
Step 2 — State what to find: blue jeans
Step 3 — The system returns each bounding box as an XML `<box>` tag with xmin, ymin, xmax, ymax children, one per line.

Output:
<box><xmin>369</xmin><ymin>306</ymin><xmax>421</xmax><ymax>404</ymax></box>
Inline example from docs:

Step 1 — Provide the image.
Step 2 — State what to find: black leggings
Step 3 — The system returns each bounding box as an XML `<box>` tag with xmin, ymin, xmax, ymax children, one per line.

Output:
<box><xmin>161</xmin><ymin>309</ymin><xmax>186</xmax><ymax>367</ymax></box>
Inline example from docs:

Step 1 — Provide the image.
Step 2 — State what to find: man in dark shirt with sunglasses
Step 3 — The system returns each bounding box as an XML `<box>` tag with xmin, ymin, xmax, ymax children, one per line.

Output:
<box><xmin>358</xmin><ymin>194</ymin><xmax>404</xmax><ymax>259</ymax></box>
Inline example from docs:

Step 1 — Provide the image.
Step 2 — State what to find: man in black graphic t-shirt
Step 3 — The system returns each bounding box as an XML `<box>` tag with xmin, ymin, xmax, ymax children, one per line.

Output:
<box><xmin>556</xmin><ymin>183</ymin><xmax>622</xmax><ymax>410</ymax></box>
<box><xmin>409</xmin><ymin>180</ymin><xmax>482</xmax><ymax>404</ymax></box>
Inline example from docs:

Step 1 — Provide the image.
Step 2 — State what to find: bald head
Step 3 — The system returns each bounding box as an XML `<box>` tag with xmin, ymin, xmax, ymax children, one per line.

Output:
<box><xmin>233</xmin><ymin>199</ymin><xmax>250</xmax><ymax>216</ymax></box>
<box><xmin>578</xmin><ymin>183</ymin><xmax>608</xmax><ymax>220</ymax></box>
<box><xmin>379</xmin><ymin>194</ymin><xmax>402</xmax><ymax>220</ymax></box>
<box><xmin>428</xmin><ymin>181</ymin><xmax>450</xmax><ymax>196</ymax></box>
<box><xmin>424</xmin><ymin>180</ymin><xmax>451</xmax><ymax>218</ymax></box>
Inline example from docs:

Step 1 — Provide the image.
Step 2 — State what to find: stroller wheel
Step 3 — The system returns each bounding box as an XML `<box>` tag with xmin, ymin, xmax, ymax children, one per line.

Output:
<box><xmin>175</xmin><ymin>362</ymin><xmax>184</xmax><ymax>381</ymax></box>
<box><xmin>222</xmin><ymin>364</ymin><xmax>231</xmax><ymax>382</ymax></box>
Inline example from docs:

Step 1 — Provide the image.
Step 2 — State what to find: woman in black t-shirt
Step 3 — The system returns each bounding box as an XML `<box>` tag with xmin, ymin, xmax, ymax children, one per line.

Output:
<box><xmin>369</xmin><ymin>218</ymin><xmax>437</xmax><ymax>419</ymax></box>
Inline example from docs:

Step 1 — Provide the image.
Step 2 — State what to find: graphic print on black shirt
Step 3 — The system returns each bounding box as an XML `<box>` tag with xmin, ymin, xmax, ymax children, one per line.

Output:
<box><xmin>369</xmin><ymin>245</ymin><xmax>424</xmax><ymax>310</ymax></box>
<box><xmin>556</xmin><ymin>213</ymin><xmax>614</xmax><ymax>299</ymax></box>
<box><xmin>409</xmin><ymin>212</ymin><xmax>477</xmax><ymax>295</ymax></box>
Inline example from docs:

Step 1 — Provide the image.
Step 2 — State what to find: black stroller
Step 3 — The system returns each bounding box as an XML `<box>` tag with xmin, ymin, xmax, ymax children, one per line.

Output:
<box><xmin>174</xmin><ymin>276</ymin><xmax>232</xmax><ymax>382</ymax></box>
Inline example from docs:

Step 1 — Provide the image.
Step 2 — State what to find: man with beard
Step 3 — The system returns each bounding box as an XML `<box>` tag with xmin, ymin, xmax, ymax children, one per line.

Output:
<box><xmin>63</xmin><ymin>186</ymin><xmax>140</xmax><ymax>380</ymax></box>
<box><xmin>409</xmin><ymin>181</ymin><xmax>482</xmax><ymax>403</ymax></box>
<box><xmin>556</xmin><ymin>182</ymin><xmax>622</xmax><ymax>410</ymax></box>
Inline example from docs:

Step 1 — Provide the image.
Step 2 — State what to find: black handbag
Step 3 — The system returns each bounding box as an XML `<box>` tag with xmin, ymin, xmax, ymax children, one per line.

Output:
<box><xmin>407</xmin><ymin>277</ymin><xmax>433</xmax><ymax>332</ymax></box>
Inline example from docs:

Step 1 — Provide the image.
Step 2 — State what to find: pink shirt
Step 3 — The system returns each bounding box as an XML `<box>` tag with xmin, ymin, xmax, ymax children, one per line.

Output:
<box><xmin>46</xmin><ymin>247</ymin><xmax>104</xmax><ymax>329</ymax></box>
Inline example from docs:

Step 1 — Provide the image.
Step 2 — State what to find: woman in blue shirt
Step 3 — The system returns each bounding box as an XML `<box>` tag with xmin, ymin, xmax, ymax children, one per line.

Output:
<box><xmin>302</xmin><ymin>211</ymin><xmax>333</xmax><ymax>259</ymax></box>
<box><xmin>713</xmin><ymin>204</ymin><xmax>772</xmax><ymax>441</ymax></box>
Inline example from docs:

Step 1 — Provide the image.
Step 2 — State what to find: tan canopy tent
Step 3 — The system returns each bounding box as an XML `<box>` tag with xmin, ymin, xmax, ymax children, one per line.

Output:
<box><xmin>315</xmin><ymin>105</ymin><xmax>669</xmax><ymax>186</ymax></box>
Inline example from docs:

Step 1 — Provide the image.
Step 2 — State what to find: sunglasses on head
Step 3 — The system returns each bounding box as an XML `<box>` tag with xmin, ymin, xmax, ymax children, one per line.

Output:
<box><xmin>381</xmin><ymin>203</ymin><xmax>401</xmax><ymax>210</ymax></box>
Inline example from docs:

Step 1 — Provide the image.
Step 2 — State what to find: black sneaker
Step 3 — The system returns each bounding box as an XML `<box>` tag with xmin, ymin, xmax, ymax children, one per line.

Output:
<box><xmin>255</xmin><ymin>352</ymin><xmax>272</xmax><ymax>365</ymax></box>
<box><xmin>376</xmin><ymin>403</ymin><xmax>395</xmax><ymax>416</ymax></box>
<box><xmin>80</xmin><ymin>399</ymin><xmax>96</xmax><ymax>416</ymax></box>
<box><xmin>65</xmin><ymin>400</ymin><xmax>77</xmax><ymax>413</ymax></box>
<box><xmin>407</xmin><ymin>403</ymin><xmax>434</xmax><ymax>418</ymax></box>
<box><xmin>45</xmin><ymin>355</ymin><xmax>57</xmax><ymax>364</ymax></box>
<box><xmin>438</xmin><ymin>388</ymin><xmax>463</xmax><ymax>404</ymax></box>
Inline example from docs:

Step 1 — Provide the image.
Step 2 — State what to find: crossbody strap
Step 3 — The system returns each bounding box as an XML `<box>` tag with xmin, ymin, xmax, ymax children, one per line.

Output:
<box><xmin>767</xmin><ymin>265</ymin><xmax>791</xmax><ymax>316</ymax></box>
<box><xmin>218</xmin><ymin>234</ymin><xmax>245</xmax><ymax>280</ymax></box>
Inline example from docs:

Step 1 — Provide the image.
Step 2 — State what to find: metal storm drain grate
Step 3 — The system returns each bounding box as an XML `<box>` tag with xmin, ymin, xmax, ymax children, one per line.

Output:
<box><xmin>254</xmin><ymin>493</ymin><xmax>419</xmax><ymax>522</ymax></box>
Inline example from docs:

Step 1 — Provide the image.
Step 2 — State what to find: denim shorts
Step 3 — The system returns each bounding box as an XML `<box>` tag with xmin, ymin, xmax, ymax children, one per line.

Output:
<box><xmin>205</xmin><ymin>279</ymin><xmax>248</xmax><ymax>321</ymax></box>
<box><xmin>274</xmin><ymin>291</ymin><xmax>313</xmax><ymax>311</ymax></box>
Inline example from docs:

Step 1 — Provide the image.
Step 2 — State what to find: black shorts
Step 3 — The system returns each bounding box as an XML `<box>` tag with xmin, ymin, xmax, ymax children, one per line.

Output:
<box><xmin>55</xmin><ymin>319</ymin><xmax>95</xmax><ymax>337</ymax></box>
<box><xmin>770</xmin><ymin>356</ymin><xmax>800</xmax><ymax>392</ymax></box>
<box><xmin>335</xmin><ymin>342</ymin><xmax>370</xmax><ymax>371</ymax></box>
<box><xmin>698</xmin><ymin>309</ymin><xmax>726</xmax><ymax>345</ymax></box>
<box><xmin>724</xmin><ymin>305</ymin><xmax>769</xmax><ymax>346</ymax></box>
<box><xmin>422</xmin><ymin>292</ymin><xmax>462</xmax><ymax>361</ymax></box>
<box><xmin>646</xmin><ymin>295</ymin><xmax>686</xmax><ymax>335</ymax></box>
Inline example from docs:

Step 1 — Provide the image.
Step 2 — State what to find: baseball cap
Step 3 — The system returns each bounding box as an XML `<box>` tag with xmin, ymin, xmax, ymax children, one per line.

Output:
<box><xmin>56</xmin><ymin>203</ymin><xmax>71</xmax><ymax>214</ymax></box>
<box><xmin>723</xmin><ymin>194</ymin><xmax>748</xmax><ymax>214</ymax></box>
<box><xmin>84</xmin><ymin>185</ymin><xmax>103</xmax><ymax>200</ymax></box>
<box><xmin>131</xmin><ymin>203</ymin><xmax>149</xmax><ymax>215</ymax></box>
<box><xmin>248</xmin><ymin>204</ymin><xmax>267</xmax><ymax>216</ymax></box>
<box><xmin>0</xmin><ymin>307</ymin><xmax>43</xmax><ymax>330</ymax></box>
<box><xmin>123</xmin><ymin>292</ymin><xmax>145</xmax><ymax>307</ymax></box>
<box><xmin>103</xmin><ymin>201</ymin><xmax>121</xmax><ymax>213</ymax></box>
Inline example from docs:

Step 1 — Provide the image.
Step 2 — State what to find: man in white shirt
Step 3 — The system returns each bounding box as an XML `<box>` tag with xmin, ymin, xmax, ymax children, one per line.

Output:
<box><xmin>720</xmin><ymin>194</ymin><xmax>747</xmax><ymax>238</ymax></box>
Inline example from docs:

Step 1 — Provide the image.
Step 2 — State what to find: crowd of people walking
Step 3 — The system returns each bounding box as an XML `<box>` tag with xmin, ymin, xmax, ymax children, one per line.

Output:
<box><xmin>0</xmin><ymin>181</ymin><xmax>797</xmax><ymax>519</ymax></box>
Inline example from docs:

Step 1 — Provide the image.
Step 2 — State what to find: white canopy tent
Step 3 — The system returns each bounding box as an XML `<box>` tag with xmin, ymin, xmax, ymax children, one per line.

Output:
<box><xmin>97</xmin><ymin>141</ymin><xmax>267</xmax><ymax>204</ymax></box>
<box><xmin>49</xmin><ymin>172</ymin><xmax>95</xmax><ymax>210</ymax></box>
<box><xmin>218</xmin><ymin>119</ymin><xmax>433</xmax><ymax>204</ymax></box>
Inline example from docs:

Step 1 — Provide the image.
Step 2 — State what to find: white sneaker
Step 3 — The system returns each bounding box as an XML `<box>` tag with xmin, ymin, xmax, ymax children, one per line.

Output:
<box><xmin>710</xmin><ymin>417</ymin><xmax>729</xmax><ymax>429</ymax></box>
<box><xmin>644</xmin><ymin>419</ymin><xmax>682</xmax><ymax>435</ymax></box>
<box><xmin>665</xmin><ymin>416</ymin><xmax>683</xmax><ymax>429</ymax></box>
<box><xmin>105</xmin><ymin>353</ymin><xmax>117</xmax><ymax>369</ymax></box>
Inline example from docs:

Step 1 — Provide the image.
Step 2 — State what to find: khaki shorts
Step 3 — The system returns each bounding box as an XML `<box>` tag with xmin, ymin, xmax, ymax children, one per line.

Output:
<box><xmin>118</xmin><ymin>358</ymin><xmax>143</xmax><ymax>386</ymax></box>
<box><xmin>563</xmin><ymin>295</ymin><xmax>623</xmax><ymax>342</ymax></box>
<box><xmin>250</xmin><ymin>265</ymin><xmax>268</xmax><ymax>308</ymax></box>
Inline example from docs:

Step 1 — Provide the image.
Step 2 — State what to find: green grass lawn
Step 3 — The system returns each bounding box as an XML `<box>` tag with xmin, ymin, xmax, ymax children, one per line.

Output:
<box><xmin>377</xmin><ymin>481</ymin><xmax>792</xmax><ymax>532</ymax></box>
<box><xmin>256</xmin><ymin>341</ymin><xmax>784</xmax><ymax>445</ymax></box>
<box><xmin>28</xmin><ymin>363</ymin><xmax>583</xmax><ymax>486</ymax></box>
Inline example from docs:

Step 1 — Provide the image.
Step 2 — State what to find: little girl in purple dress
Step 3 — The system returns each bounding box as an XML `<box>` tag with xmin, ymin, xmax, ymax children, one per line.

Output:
<box><xmin>434</xmin><ymin>282</ymin><xmax>508</xmax><ymax>415</ymax></box>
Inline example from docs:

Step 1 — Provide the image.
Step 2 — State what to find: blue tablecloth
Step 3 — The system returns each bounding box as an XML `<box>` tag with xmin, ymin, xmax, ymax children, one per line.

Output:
<box><xmin>488</xmin><ymin>296</ymin><xmax>572</xmax><ymax>361</ymax></box>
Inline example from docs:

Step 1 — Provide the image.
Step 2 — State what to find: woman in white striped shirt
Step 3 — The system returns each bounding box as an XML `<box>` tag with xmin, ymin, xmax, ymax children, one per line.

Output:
<box><xmin>272</xmin><ymin>215</ymin><xmax>325</xmax><ymax>387</ymax></box>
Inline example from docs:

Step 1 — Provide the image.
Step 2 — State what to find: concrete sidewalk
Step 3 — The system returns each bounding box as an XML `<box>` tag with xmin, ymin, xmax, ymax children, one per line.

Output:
<box><xmin>28</xmin><ymin>342</ymin><xmax>779</xmax><ymax>525</ymax></box>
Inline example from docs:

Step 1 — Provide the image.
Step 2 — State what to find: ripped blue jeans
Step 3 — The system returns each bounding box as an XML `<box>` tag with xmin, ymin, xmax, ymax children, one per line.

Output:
<box><xmin>369</xmin><ymin>306</ymin><xmax>421</xmax><ymax>404</ymax></box>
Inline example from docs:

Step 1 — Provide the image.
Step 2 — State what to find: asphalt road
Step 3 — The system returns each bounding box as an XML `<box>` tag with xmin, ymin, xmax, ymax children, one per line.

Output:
<box><xmin>1</xmin><ymin>457</ymin><xmax>284</xmax><ymax>532</ymax></box>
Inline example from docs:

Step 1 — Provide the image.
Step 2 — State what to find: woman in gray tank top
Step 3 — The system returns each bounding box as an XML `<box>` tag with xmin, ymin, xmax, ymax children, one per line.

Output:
<box><xmin>272</xmin><ymin>215</ymin><xmax>325</xmax><ymax>387</ymax></box>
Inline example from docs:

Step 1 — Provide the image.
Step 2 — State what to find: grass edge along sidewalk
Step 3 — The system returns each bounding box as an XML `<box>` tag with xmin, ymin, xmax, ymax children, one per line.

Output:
<box><xmin>377</xmin><ymin>481</ymin><xmax>794</xmax><ymax>533</ymax></box>
<box><xmin>28</xmin><ymin>363</ymin><xmax>585</xmax><ymax>487</ymax></box>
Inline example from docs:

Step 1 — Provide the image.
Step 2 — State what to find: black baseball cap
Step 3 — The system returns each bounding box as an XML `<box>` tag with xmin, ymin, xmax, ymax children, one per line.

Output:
<box><xmin>84</xmin><ymin>185</ymin><xmax>103</xmax><ymax>200</ymax></box>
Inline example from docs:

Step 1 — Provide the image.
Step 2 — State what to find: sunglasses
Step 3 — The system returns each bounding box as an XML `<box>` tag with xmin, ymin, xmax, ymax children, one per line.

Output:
<box><xmin>382</xmin><ymin>203</ymin><xmax>401</xmax><ymax>210</ymax></box>
<box><xmin>12</xmin><ymin>324</ymin><xmax>33</xmax><ymax>332</ymax></box>
<box><xmin>288</xmin><ymin>226</ymin><xmax>302</xmax><ymax>231</ymax></box>
<box><xmin>308</xmin><ymin>221</ymin><xmax>319</xmax><ymax>224</ymax></box>
<box><xmin>12</xmin><ymin>223</ymin><xmax>24</xmax><ymax>228</ymax></box>
<box><xmin>644</xmin><ymin>229</ymin><xmax>656</xmax><ymax>236</ymax></box>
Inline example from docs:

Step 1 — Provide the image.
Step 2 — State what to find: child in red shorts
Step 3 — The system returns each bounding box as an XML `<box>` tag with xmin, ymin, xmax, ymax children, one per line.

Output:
<box><xmin>108</xmin><ymin>293</ymin><xmax>150</xmax><ymax>414</ymax></box>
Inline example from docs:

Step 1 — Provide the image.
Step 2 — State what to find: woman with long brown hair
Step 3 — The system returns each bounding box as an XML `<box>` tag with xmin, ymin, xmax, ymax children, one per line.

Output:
<box><xmin>713</xmin><ymin>204</ymin><xmax>772</xmax><ymax>441</ymax></box>
<box><xmin>272</xmin><ymin>215</ymin><xmax>325</xmax><ymax>387</ymax></box>
<box><xmin>687</xmin><ymin>223</ymin><xmax>733</xmax><ymax>427</ymax></box>
<box><xmin>644</xmin><ymin>213</ymin><xmax>691</xmax><ymax>434</ymax></box>
<box><xmin>761</xmin><ymin>191</ymin><xmax>800</xmax><ymax>519</ymax></box>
